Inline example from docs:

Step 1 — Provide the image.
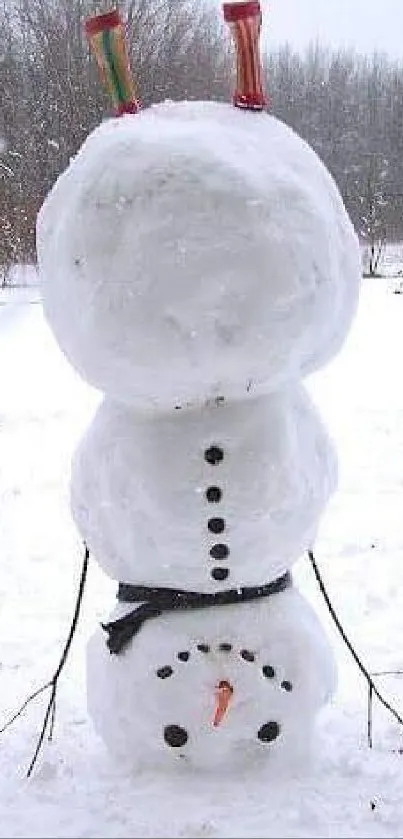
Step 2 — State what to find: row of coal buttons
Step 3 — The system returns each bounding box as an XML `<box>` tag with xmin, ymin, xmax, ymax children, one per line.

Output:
<box><xmin>205</xmin><ymin>445</ymin><xmax>229</xmax><ymax>581</ymax></box>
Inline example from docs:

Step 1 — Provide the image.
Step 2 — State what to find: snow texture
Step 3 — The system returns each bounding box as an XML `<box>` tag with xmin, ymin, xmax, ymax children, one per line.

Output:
<box><xmin>37</xmin><ymin>100</ymin><xmax>361</xmax><ymax>411</ymax></box>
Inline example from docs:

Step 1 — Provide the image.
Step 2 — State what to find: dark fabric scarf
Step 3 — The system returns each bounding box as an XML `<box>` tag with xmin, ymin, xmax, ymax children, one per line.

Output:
<box><xmin>102</xmin><ymin>571</ymin><xmax>292</xmax><ymax>655</ymax></box>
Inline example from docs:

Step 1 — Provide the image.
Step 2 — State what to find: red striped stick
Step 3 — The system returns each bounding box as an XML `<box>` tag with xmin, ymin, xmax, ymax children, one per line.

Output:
<box><xmin>223</xmin><ymin>1</ymin><xmax>267</xmax><ymax>110</ymax></box>
<box><xmin>85</xmin><ymin>8</ymin><xmax>140</xmax><ymax>116</ymax></box>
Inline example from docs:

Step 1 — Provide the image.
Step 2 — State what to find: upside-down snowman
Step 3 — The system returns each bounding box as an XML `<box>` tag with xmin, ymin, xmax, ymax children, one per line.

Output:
<box><xmin>37</xmin><ymin>3</ymin><xmax>361</xmax><ymax>772</ymax></box>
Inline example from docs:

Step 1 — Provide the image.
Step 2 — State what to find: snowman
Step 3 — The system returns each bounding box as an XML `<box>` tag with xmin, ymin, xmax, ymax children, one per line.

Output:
<box><xmin>36</xmin><ymin>3</ymin><xmax>361</xmax><ymax>772</ymax></box>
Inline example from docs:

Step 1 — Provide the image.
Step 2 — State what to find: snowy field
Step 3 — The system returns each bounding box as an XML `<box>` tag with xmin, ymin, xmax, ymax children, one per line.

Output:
<box><xmin>1</xmin><ymin>271</ymin><xmax>403</xmax><ymax>837</ymax></box>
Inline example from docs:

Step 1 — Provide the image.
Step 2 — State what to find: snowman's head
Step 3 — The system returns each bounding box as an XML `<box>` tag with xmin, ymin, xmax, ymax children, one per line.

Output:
<box><xmin>87</xmin><ymin>589</ymin><xmax>336</xmax><ymax>772</ymax></box>
<box><xmin>38</xmin><ymin>100</ymin><xmax>361</xmax><ymax>410</ymax></box>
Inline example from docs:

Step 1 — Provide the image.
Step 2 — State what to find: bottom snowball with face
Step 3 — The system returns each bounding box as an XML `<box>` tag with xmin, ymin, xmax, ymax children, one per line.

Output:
<box><xmin>87</xmin><ymin>586</ymin><xmax>336</xmax><ymax>774</ymax></box>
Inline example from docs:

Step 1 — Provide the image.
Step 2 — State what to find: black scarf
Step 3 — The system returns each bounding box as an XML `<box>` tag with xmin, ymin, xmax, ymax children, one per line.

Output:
<box><xmin>102</xmin><ymin>571</ymin><xmax>292</xmax><ymax>654</ymax></box>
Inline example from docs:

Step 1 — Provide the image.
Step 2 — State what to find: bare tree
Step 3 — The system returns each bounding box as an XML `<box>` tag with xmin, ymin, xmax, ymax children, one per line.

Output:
<box><xmin>359</xmin><ymin>155</ymin><xmax>389</xmax><ymax>277</ymax></box>
<box><xmin>4</xmin><ymin>4</ymin><xmax>403</xmax><ymax>280</ymax></box>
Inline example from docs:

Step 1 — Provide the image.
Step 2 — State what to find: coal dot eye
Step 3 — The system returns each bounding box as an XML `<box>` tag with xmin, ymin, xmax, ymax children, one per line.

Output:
<box><xmin>219</xmin><ymin>642</ymin><xmax>232</xmax><ymax>652</ymax></box>
<box><xmin>177</xmin><ymin>651</ymin><xmax>190</xmax><ymax>662</ymax></box>
<box><xmin>240</xmin><ymin>649</ymin><xmax>255</xmax><ymax>662</ymax></box>
<box><xmin>257</xmin><ymin>721</ymin><xmax>281</xmax><ymax>743</ymax></box>
<box><xmin>262</xmin><ymin>665</ymin><xmax>275</xmax><ymax>679</ymax></box>
<box><xmin>164</xmin><ymin>725</ymin><xmax>188</xmax><ymax>748</ymax></box>
<box><xmin>281</xmin><ymin>680</ymin><xmax>293</xmax><ymax>692</ymax></box>
<box><xmin>197</xmin><ymin>643</ymin><xmax>210</xmax><ymax>653</ymax></box>
<box><xmin>156</xmin><ymin>665</ymin><xmax>173</xmax><ymax>679</ymax></box>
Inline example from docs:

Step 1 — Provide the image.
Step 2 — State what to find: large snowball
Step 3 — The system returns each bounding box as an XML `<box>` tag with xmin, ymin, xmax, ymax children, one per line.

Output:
<box><xmin>87</xmin><ymin>586</ymin><xmax>336</xmax><ymax>772</ymax></box>
<box><xmin>38</xmin><ymin>101</ymin><xmax>361</xmax><ymax>410</ymax></box>
<box><xmin>71</xmin><ymin>386</ymin><xmax>336</xmax><ymax>587</ymax></box>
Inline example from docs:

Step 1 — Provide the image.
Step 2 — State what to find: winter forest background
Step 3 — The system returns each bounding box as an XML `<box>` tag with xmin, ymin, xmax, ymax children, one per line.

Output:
<box><xmin>1</xmin><ymin>0</ymin><xmax>403</xmax><ymax>280</ymax></box>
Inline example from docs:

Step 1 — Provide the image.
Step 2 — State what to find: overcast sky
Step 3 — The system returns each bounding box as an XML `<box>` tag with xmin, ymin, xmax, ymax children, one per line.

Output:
<box><xmin>262</xmin><ymin>0</ymin><xmax>403</xmax><ymax>59</ymax></box>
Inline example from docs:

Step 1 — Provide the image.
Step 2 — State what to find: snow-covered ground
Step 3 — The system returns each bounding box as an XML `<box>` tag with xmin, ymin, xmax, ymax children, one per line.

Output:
<box><xmin>1</xmin><ymin>273</ymin><xmax>403</xmax><ymax>837</ymax></box>
<box><xmin>377</xmin><ymin>243</ymin><xmax>403</xmax><ymax>279</ymax></box>
<box><xmin>1</xmin><ymin>263</ymin><xmax>40</xmax><ymax>293</ymax></box>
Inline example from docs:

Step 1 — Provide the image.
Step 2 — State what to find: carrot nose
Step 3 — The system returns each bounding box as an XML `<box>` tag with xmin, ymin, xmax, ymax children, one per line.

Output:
<box><xmin>213</xmin><ymin>680</ymin><xmax>234</xmax><ymax>727</ymax></box>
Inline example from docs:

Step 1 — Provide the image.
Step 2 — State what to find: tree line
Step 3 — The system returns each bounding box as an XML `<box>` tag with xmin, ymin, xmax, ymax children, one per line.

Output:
<box><xmin>1</xmin><ymin>0</ymin><xmax>403</xmax><ymax>277</ymax></box>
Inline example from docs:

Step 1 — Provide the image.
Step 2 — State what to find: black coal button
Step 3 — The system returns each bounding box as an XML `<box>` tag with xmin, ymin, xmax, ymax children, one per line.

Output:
<box><xmin>205</xmin><ymin>446</ymin><xmax>224</xmax><ymax>465</ymax></box>
<box><xmin>208</xmin><ymin>517</ymin><xmax>225</xmax><ymax>534</ymax></box>
<box><xmin>209</xmin><ymin>543</ymin><xmax>229</xmax><ymax>560</ymax></box>
<box><xmin>211</xmin><ymin>567</ymin><xmax>229</xmax><ymax>581</ymax></box>
<box><xmin>206</xmin><ymin>486</ymin><xmax>222</xmax><ymax>503</ymax></box>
